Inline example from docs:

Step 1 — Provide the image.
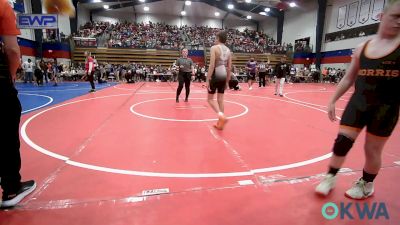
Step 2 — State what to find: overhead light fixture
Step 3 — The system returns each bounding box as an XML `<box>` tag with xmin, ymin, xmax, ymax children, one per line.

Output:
<box><xmin>289</xmin><ymin>2</ymin><xmax>297</xmax><ymax>7</ymax></box>
<box><xmin>265</xmin><ymin>7</ymin><xmax>270</xmax><ymax>12</ymax></box>
<box><xmin>245</xmin><ymin>0</ymin><xmax>251</xmax><ymax>3</ymax></box>
<box><xmin>181</xmin><ymin>11</ymin><xmax>186</xmax><ymax>16</ymax></box>
<box><xmin>93</xmin><ymin>0</ymin><xmax>102</xmax><ymax>2</ymax></box>
<box><xmin>185</xmin><ymin>0</ymin><xmax>191</xmax><ymax>6</ymax></box>
<box><xmin>103</xmin><ymin>4</ymin><xmax>109</xmax><ymax>9</ymax></box>
<box><xmin>139</xmin><ymin>0</ymin><xmax>145</xmax><ymax>2</ymax></box>
<box><xmin>259</xmin><ymin>12</ymin><xmax>266</xmax><ymax>16</ymax></box>
<box><xmin>227</xmin><ymin>4</ymin><xmax>234</xmax><ymax>9</ymax></box>
<box><xmin>215</xmin><ymin>12</ymin><xmax>220</xmax><ymax>17</ymax></box>
<box><xmin>246</xmin><ymin>15</ymin><xmax>251</xmax><ymax>19</ymax></box>
<box><xmin>144</xmin><ymin>6</ymin><xmax>149</xmax><ymax>11</ymax></box>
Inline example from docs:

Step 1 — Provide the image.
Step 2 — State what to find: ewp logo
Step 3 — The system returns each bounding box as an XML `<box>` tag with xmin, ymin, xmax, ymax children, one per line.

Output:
<box><xmin>17</xmin><ymin>14</ymin><xmax>58</xmax><ymax>29</ymax></box>
<box><xmin>322</xmin><ymin>202</ymin><xmax>389</xmax><ymax>220</ymax></box>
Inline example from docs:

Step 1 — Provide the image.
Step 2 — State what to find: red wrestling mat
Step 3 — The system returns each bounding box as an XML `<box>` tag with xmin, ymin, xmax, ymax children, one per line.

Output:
<box><xmin>1</xmin><ymin>82</ymin><xmax>399</xmax><ymax>225</ymax></box>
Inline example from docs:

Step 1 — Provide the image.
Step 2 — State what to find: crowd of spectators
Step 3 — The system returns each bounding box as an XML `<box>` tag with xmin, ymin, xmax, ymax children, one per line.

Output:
<box><xmin>16</xmin><ymin>58</ymin><xmax>69</xmax><ymax>86</ymax></box>
<box><xmin>73</xmin><ymin>21</ymin><xmax>291</xmax><ymax>54</ymax></box>
<box><xmin>203</xmin><ymin>27</ymin><xmax>292</xmax><ymax>54</ymax></box>
<box><xmin>62</xmin><ymin>61</ymin><xmax>207</xmax><ymax>83</ymax></box>
<box><xmin>294</xmin><ymin>41</ymin><xmax>312</xmax><ymax>53</ymax></box>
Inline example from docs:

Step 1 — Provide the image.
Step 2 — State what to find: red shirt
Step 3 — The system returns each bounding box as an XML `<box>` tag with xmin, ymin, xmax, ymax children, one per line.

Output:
<box><xmin>0</xmin><ymin>0</ymin><xmax>21</xmax><ymax>36</ymax></box>
<box><xmin>85</xmin><ymin>56</ymin><xmax>93</xmax><ymax>71</ymax></box>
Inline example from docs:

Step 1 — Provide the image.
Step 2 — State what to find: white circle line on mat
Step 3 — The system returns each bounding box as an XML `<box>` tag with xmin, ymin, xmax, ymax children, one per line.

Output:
<box><xmin>283</xmin><ymin>90</ymin><xmax>346</xmax><ymax>111</ymax></box>
<box><xmin>21</xmin><ymin>92</ymin><xmax>337</xmax><ymax>178</ymax></box>
<box><xmin>20</xmin><ymin>93</ymin><xmax>54</xmax><ymax>113</ymax></box>
<box><xmin>130</xmin><ymin>98</ymin><xmax>249</xmax><ymax>122</ymax></box>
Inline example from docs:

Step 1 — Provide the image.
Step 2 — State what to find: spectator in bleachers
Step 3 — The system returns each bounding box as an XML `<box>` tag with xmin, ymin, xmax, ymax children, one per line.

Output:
<box><xmin>74</xmin><ymin>21</ymin><xmax>288</xmax><ymax>54</ymax></box>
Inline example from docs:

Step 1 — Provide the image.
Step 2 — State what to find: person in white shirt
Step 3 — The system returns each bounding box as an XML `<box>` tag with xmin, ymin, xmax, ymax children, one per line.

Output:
<box><xmin>22</xmin><ymin>59</ymin><xmax>34</xmax><ymax>83</ymax></box>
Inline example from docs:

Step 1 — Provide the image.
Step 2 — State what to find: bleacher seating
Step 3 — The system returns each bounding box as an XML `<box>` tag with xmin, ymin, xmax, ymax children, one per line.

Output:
<box><xmin>73</xmin><ymin>47</ymin><xmax>290</xmax><ymax>69</ymax></box>
<box><xmin>205</xmin><ymin>50</ymin><xmax>287</xmax><ymax>68</ymax></box>
<box><xmin>73</xmin><ymin>47</ymin><xmax>180</xmax><ymax>67</ymax></box>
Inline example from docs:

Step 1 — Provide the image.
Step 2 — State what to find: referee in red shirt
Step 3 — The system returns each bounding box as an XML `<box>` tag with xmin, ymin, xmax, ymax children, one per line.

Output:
<box><xmin>83</xmin><ymin>51</ymin><xmax>96</xmax><ymax>92</ymax></box>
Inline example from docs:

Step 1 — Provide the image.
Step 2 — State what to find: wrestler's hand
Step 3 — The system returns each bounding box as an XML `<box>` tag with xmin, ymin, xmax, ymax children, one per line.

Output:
<box><xmin>327</xmin><ymin>102</ymin><xmax>337</xmax><ymax>122</ymax></box>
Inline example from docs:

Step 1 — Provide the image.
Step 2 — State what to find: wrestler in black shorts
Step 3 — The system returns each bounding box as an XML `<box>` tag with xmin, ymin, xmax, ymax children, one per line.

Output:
<box><xmin>208</xmin><ymin>75</ymin><xmax>226</xmax><ymax>94</ymax></box>
<box><xmin>341</xmin><ymin>98</ymin><xmax>399</xmax><ymax>137</ymax></box>
<box><xmin>247</xmin><ymin>73</ymin><xmax>256</xmax><ymax>81</ymax></box>
<box><xmin>340</xmin><ymin>42</ymin><xmax>400</xmax><ymax>137</ymax></box>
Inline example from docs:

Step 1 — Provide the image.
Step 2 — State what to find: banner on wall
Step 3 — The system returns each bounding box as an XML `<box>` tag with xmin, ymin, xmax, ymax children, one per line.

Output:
<box><xmin>359</xmin><ymin>0</ymin><xmax>371</xmax><ymax>24</ymax></box>
<box><xmin>337</xmin><ymin>5</ymin><xmax>347</xmax><ymax>29</ymax></box>
<box><xmin>17</xmin><ymin>14</ymin><xmax>58</xmax><ymax>29</ymax></box>
<box><xmin>372</xmin><ymin>0</ymin><xmax>385</xmax><ymax>21</ymax></box>
<box><xmin>347</xmin><ymin>1</ymin><xmax>359</xmax><ymax>27</ymax></box>
<box><xmin>295</xmin><ymin>37</ymin><xmax>311</xmax><ymax>52</ymax></box>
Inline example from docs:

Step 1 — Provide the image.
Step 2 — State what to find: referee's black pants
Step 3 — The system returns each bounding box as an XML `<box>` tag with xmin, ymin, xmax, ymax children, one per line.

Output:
<box><xmin>176</xmin><ymin>72</ymin><xmax>191</xmax><ymax>100</ymax></box>
<box><xmin>0</xmin><ymin>77</ymin><xmax>22</xmax><ymax>194</ymax></box>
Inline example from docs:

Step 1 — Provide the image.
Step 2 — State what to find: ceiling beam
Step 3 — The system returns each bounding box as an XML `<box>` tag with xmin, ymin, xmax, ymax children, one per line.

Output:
<box><xmin>223</xmin><ymin>11</ymin><xmax>230</xmax><ymax>20</ymax></box>
<box><xmin>192</xmin><ymin>0</ymin><xmax>258</xmax><ymax>23</ymax></box>
<box><xmin>89</xmin><ymin>0</ymin><xmax>280</xmax><ymax>20</ymax></box>
<box><xmin>90</xmin><ymin>0</ymin><xmax>163</xmax><ymax>13</ymax></box>
<box><xmin>79</xmin><ymin>0</ymin><xmax>129</xmax><ymax>4</ymax></box>
<box><xmin>179</xmin><ymin>0</ymin><xmax>279</xmax><ymax>18</ymax></box>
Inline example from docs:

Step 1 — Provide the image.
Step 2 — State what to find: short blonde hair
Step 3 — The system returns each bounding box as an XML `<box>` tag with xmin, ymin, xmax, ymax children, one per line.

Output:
<box><xmin>384</xmin><ymin>0</ymin><xmax>400</xmax><ymax>11</ymax></box>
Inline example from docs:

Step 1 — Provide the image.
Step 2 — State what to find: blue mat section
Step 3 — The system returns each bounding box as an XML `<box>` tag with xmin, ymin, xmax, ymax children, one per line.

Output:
<box><xmin>16</xmin><ymin>82</ymin><xmax>116</xmax><ymax>114</ymax></box>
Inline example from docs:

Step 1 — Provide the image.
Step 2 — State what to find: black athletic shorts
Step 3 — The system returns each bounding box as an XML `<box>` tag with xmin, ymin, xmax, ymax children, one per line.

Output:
<box><xmin>340</xmin><ymin>96</ymin><xmax>399</xmax><ymax>137</ymax></box>
<box><xmin>247</xmin><ymin>73</ymin><xmax>256</xmax><ymax>80</ymax></box>
<box><xmin>178</xmin><ymin>72</ymin><xmax>191</xmax><ymax>82</ymax></box>
<box><xmin>208</xmin><ymin>77</ymin><xmax>226</xmax><ymax>94</ymax></box>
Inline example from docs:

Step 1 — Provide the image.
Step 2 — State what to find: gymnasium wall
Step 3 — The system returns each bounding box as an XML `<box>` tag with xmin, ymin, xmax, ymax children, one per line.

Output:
<box><xmin>282</xmin><ymin>1</ymin><xmax>318</xmax><ymax>50</ymax></box>
<box><xmin>57</xmin><ymin>15</ymin><xmax>72</xmax><ymax>36</ymax></box>
<box><xmin>293</xmin><ymin>49</ymin><xmax>353</xmax><ymax>70</ymax></box>
<box><xmin>324</xmin><ymin>0</ymin><xmax>383</xmax><ymax>33</ymax></box>
<box><xmin>223</xmin><ymin>14</ymin><xmax>257</xmax><ymax>31</ymax></box>
<box><xmin>281</xmin><ymin>0</ymin><xmax>385</xmax><ymax>51</ymax></box>
<box><xmin>77</xmin><ymin>4</ymin><xmax>91</xmax><ymax>28</ymax></box>
<box><xmin>260</xmin><ymin>17</ymin><xmax>277</xmax><ymax>41</ymax></box>
<box><xmin>322</xmin><ymin>0</ymin><xmax>384</xmax><ymax>51</ymax></box>
<box><xmin>16</xmin><ymin>0</ymin><xmax>35</xmax><ymax>41</ymax></box>
<box><xmin>288</xmin><ymin>0</ymin><xmax>388</xmax><ymax>67</ymax></box>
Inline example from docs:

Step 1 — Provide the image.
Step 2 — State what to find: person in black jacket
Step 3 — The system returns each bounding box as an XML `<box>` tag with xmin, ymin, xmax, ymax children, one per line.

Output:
<box><xmin>34</xmin><ymin>67</ymin><xmax>43</xmax><ymax>86</ymax></box>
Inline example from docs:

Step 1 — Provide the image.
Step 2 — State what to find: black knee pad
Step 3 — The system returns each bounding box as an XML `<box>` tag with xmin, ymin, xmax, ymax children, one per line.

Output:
<box><xmin>332</xmin><ymin>134</ymin><xmax>354</xmax><ymax>156</ymax></box>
